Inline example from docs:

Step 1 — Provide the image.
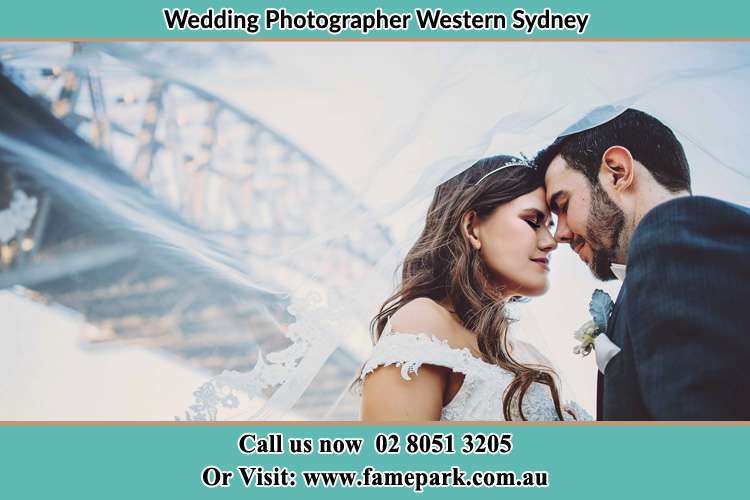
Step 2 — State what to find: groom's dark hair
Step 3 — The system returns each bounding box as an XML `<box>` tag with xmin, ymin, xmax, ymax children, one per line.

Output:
<box><xmin>535</xmin><ymin>108</ymin><xmax>691</xmax><ymax>193</ymax></box>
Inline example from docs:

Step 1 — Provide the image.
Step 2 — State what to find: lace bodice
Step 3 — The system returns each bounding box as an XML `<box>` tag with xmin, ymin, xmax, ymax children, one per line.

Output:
<box><xmin>356</xmin><ymin>322</ymin><xmax>591</xmax><ymax>421</ymax></box>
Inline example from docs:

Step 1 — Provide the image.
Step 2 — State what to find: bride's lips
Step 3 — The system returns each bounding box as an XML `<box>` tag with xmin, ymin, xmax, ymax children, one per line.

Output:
<box><xmin>530</xmin><ymin>257</ymin><xmax>550</xmax><ymax>271</ymax></box>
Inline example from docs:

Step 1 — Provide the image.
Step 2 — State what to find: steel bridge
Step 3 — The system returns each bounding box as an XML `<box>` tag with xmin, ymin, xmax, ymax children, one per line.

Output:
<box><xmin>0</xmin><ymin>42</ymin><xmax>391</xmax><ymax>418</ymax></box>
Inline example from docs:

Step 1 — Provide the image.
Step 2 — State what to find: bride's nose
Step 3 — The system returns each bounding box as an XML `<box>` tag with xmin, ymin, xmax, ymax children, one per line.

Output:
<box><xmin>539</xmin><ymin>227</ymin><xmax>557</xmax><ymax>251</ymax></box>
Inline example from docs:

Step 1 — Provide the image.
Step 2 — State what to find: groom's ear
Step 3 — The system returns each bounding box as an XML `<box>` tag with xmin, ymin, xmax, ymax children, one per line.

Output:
<box><xmin>461</xmin><ymin>211</ymin><xmax>482</xmax><ymax>250</ymax></box>
<box><xmin>599</xmin><ymin>146</ymin><xmax>635</xmax><ymax>193</ymax></box>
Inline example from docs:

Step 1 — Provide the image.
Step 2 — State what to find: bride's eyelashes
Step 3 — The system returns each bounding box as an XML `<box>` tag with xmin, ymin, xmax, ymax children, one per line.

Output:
<box><xmin>523</xmin><ymin>209</ymin><xmax>551</xmax><ymax>230</ymax></box>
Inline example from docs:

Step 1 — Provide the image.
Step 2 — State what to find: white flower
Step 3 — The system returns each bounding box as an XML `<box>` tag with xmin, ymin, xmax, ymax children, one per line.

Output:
<box><xmin>573</xmin><ymin>319</ymin><xmax>600</xmax><ymax>357</ymax></box>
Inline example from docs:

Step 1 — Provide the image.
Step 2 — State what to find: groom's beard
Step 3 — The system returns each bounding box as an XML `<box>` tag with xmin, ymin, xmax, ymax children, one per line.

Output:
<box><xmin>583</xmin><ymin>183</ymin><xmax>626</xmax><ymax>281</ymax></box>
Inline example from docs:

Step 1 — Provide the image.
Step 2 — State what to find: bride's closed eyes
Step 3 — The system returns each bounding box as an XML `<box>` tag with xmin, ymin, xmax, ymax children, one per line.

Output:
<box><xmin>522</xmin><ymin>209</ymin><xmax>555</xmax><ymax>230</ymax></box>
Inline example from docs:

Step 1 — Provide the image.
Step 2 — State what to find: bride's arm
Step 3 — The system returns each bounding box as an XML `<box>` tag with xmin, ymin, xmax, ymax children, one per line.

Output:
<box><xmin>360</xmin><ymin>298</ymin><xmax>456</xmax><ymax>421</ymax></box>
<box><xmin>361</xmin><ymin>363</ymin><xmax>450</xmax><ymax>421</ymax></box>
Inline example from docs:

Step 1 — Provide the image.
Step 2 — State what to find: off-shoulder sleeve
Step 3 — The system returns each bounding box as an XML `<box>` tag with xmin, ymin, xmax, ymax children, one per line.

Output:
<box><xmin>353</xmin><ymin>326</ymin><xmax>489</xmax><ymax>394</ymax></box>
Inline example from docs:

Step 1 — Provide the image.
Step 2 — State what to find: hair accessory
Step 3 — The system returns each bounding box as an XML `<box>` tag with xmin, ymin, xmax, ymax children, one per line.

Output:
<box><xmin>473</xmin><ymin>157</ymin><xmax>536</xmax><ymax>186</ymax></box>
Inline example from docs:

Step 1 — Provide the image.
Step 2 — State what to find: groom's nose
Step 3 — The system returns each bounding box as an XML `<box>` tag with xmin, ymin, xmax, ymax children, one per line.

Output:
<box><xmin>554</xmin><ymin>215</ymin><xmax>573</xmax><ymax>244</ymax></box>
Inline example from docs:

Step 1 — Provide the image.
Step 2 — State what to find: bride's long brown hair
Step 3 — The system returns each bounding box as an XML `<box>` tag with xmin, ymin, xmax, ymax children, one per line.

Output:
<box><xmin>371</xmin><ymin>155</ymin><xmax>564</xmax><ymax>420</ymax></box>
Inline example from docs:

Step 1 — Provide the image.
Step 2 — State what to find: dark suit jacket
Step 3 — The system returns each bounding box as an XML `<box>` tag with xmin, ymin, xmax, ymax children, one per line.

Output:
<box><xmin>599</xmin><ymin>196</ymin><xmax>750</xmax><ymax>420</ymax></box>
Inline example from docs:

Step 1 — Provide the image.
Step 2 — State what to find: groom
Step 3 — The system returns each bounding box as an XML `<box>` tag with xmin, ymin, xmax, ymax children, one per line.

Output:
<box><xmin>536</xmin><ymin>108</ymin><xmax>750</xmax><ymax>420</ymax></box>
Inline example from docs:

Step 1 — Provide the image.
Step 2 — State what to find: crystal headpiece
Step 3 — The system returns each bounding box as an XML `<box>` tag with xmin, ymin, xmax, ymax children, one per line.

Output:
<box><xmin>473</xmin><ymin>157</ymin><xmax>536</xmax><ymax>186</ymax></box>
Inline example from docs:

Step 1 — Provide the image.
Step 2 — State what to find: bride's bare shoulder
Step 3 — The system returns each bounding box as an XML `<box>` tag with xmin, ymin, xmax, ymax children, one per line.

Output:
<box><xmin>388</xmin><ymin>297</ymin><xmax>465</xmax><ymax>346</ymax></box>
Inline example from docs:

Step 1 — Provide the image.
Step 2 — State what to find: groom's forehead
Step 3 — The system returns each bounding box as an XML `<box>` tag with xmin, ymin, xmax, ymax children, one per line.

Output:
<box><xmin>544</xmin><ymin>155</ymin><xmax>588</xmax><ymax>203</ymax></box>
<box><xmin>544</xmin><ymin>155</ymin><xmax>572</xmax><ymax>189</ymax></box>
<box><xmin>545</xmin><ymin>155</ymin><xmax>586</xmax><ymax>187</ymax></box>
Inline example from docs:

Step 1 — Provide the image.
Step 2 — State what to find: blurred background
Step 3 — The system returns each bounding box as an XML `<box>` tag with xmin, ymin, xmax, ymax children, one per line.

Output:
<box><xmin>0</xmin><ymin>42</ymin><xmax>748</xmax><ymax>420</ymax></box>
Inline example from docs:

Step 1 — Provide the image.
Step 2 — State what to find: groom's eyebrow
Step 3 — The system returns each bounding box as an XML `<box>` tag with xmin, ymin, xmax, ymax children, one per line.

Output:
<box><xmin>549</xmin><ymin>191</ymin><xmax>565</xmax><ymax>213</ymax></box>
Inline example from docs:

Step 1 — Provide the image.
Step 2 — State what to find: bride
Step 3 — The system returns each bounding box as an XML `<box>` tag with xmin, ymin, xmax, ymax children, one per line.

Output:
<box><xmin>357</xmin><ymin>155</ymin><xmax>590</xmax><ymax>421</ymax></box>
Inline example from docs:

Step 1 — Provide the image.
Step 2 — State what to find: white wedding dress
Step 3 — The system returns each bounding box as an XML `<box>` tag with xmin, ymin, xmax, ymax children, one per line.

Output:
<box><xmin>356</xmin><ymin>320</ymin><xmax>591</xmax><ymax>421</ymax></box>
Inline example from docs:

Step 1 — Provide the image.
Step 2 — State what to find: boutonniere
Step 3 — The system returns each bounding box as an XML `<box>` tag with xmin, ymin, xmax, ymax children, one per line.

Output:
<box><xmin>573</xmin><ymin>289</ymin><xmax>614</xmax><ymax>357</ymax></box>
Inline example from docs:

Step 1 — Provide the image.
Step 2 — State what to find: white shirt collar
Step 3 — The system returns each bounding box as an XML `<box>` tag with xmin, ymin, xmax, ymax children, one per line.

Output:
<box><xmin>610</xmin><ymin>263</ymin><xmax>627</xmax><ymax>281</ymax></box>
<box><xmin>594</xmin><ymin>334</ymin><xmax>622</xmax><ymax>374</ymax></box>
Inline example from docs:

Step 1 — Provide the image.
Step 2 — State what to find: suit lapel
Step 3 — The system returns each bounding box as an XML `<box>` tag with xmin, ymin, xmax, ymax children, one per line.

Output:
<box><xmin>596</xmin><ymin>280</ymin><xmax>626</xmax><ymax>420</ymax></box>
<box><xmin>606</xmin><ymin>281</ymin><xmax>627</xmax><ymax>344</ymax></box>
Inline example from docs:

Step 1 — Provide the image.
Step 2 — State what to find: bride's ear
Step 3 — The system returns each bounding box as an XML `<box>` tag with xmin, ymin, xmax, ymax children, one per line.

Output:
<box><xmin>599</xmin><ymin>146</ymin><xmax>635</xmax><ymax>193</ymax></box>
<box><xmin>461</xmin><ymin>211</ymin><xmax>482</xmax><ymax>250</ymax></box>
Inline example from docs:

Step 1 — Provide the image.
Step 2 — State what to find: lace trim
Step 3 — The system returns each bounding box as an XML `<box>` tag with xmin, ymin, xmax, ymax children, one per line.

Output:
<box><xmin>563</xmin><ymin>400</ymin><xmax>593</xmax><ymax>421</ymax></box>
<box><xmin>354</xmin><ymin>323</ymin><xmax>506</xmax><ymax>394</ymax></box>
<box><xmin>179</xmin><ymin>285</ymin><xmax>353</xmax><ymax>421</ymax></box>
